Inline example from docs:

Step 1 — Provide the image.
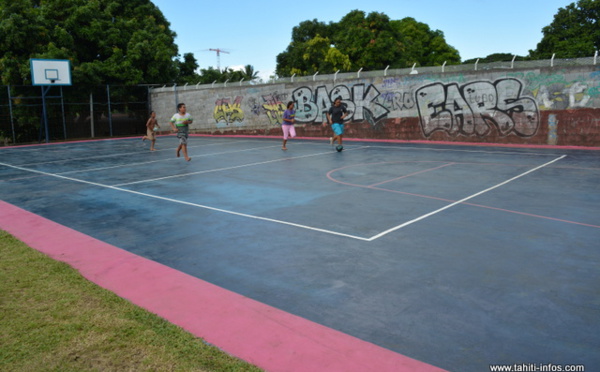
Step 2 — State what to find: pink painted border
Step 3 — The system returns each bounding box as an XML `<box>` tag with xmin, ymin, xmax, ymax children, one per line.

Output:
<box><xmin>0</xmin><ymin>200</ymin><xmax>446</xmax><ymax>372</ymax></box>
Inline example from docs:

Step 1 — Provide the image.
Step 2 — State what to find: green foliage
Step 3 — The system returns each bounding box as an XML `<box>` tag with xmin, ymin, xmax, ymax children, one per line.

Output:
<box><xmin>176</xmin><ymin>52</ymin><xmax>200</xmax><ymax>84</ymax></box>
<box><xmin>462</xmin><ymin>53</ymin><xmax>527</xmax><ymax>64</ymax></box>
<box><xmin>529</xmin><ymin>0</ymin><xmax>600</xmax><ymax>58</ymax></box>
<box><xmin>390</xmin><ymin>17</ymin><xmax>460</xmax><ymax>67</ymax></box>
<box><xmin>0</xmin><ymin>0</ymin><xmax>179</xmax><ymax>86</ymax></box>
<box><xmin>275</xmin><ymin>10</ymin><xmax>460</xmax><ymax>77</ymax></box>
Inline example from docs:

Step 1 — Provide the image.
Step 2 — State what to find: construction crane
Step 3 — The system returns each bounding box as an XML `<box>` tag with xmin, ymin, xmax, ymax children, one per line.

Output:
<box><xmin>208</xmin><ymin>48</ymin><xmax>230</xmax><ymax>70</ymax></box>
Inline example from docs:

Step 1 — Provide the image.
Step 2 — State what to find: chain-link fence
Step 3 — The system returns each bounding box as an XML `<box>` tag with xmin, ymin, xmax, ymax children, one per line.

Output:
<box><xmin>0</xmin><ymin>85</ymin><xmax>150</xmax><ymax>146</ymax></box>
<box><xmin>149</xmin><ymin>56</ymin><xmax>600</xmax><ymax>94</ymax></box>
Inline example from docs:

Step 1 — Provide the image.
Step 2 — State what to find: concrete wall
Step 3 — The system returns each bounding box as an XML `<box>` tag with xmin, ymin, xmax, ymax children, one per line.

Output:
<box><xmin>150</xmin><ymin>65</ymin><xmax>600</xmax><ymax>147</ymax></box>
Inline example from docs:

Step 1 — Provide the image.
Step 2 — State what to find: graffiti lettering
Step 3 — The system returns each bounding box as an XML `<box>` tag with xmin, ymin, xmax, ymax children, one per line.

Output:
<box><xmin>378</xmin><ymin>91</ymin><xmax>415</xmax><ymax>111</ymax></box>
<box><xmin>534</xmin><ymin>82</ymin><xmax>591</xmax><ymax>109</ymax></box>
<box><xmin>262</xmin><ymin>93</ymin><xmax>287</xmax><ymax>125</ymax></box>
<box><xmin>415</xmin><ymin>78</ymin><xmax>539</xmax><ymax>137</ymax></box>
<box><xmin>214</xmin><ymin>96</ymin><xmax>244</xmax><ymax>124</ymax></box>
<box><xmin>291</xmin><ymin>84</ymin><xmax>389</xmax><ymax>125</ymax></box>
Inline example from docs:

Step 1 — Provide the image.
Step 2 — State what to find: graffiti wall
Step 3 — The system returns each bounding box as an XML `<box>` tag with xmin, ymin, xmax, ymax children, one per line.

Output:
<box><xmin>150</xmin><ymin>66</ymin><xmax>600</xmax><ymax>146</ymax></box>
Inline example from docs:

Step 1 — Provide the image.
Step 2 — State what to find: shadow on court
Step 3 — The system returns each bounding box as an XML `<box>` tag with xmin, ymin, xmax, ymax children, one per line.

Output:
<box><xmin>1</xmin><ymin>136</ymin><xmax>599</xmax><ymax>372</ymax></box>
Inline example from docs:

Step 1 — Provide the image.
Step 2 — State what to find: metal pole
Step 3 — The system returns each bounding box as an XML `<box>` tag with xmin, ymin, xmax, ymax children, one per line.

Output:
<box><xmin>90</xmin><ymin>93</ymin><xmax>95</xmax><ymax>138</ymax></box>
<box><xmin>106</xmin><ymin>85</ymin><xmax>113</xmax><ymax>136</ymax></box>
<box><xmin>41</xmin><ymin>86</ymin><xmax>51</xmax><ymax>143</ymax></box>
<box><xmin>173</xmin><ymin>84</ymin><xmax>178</xmax><ymax>108</ymax></box>
<box><xmin>60</xmin><ymin>86</ymin><xmax>67</xmax><ymax>140</ymax></box>
<box><xmin>7</xmin><ymin>85</ymin><xmax>16</xmax><ymax>144</ymax></box>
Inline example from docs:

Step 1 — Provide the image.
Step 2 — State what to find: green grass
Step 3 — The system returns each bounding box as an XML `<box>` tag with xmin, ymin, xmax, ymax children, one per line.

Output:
<box><xmin>0</xmin><ymin>230</ymin><xmax>263</xmax><ymax>372</ymax></box>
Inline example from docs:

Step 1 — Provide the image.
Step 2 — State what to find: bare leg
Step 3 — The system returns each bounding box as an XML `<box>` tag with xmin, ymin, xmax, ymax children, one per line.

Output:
<box><xmin>282</xmin><ymin>139</ymin><xmax>287</xmax><ymax>150</ymax></box>
<box><xmin>182</xmin><ymin>145</ymin><xmax>191</xmax><ymax>161</ymax></box>
<box><xmin>176</xmin><ymin>144</ymin><xmax>182</xmax><ymax>157</ymax></box>
<box><xmin>150</xmin><ymin>140</ymin><xmax>156</xmax><ymax>151</ymax></box>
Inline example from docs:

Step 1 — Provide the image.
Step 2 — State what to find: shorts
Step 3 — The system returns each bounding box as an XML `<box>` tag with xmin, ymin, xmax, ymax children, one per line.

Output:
<box><xmin>332</xmin><ymin>123</ymin><xmax>344</xmax><ymax>136</ymax></box>
<box><xmin>146</xmin><ymin>128</ymin><xmax>155</xmax><ymax>140</ymax></box>
<box><xmin>282</xmin><ymin>124</ymin><xmax>296</xmax><ymax>140</ymax></box>
<box><xmin>177</xmin><ymin>130</ymin><xmax>188</xmax><ymax>145</ymax></box>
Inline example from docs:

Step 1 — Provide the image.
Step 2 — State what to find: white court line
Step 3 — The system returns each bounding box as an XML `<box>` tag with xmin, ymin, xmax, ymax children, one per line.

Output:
<box><xmin>58</xmin><ymin>144</ymin><xmax>284</xmax><ymax>175</ymax></box>
<box><xmin>365</xmin><ymin>155</ymin><xmax>567</xmax><ymax>241</ymax></box>
<box><xmin>368</xmin><ymin>145</ymin><xmax>563</xmax><ymax>157</ymax></box>
<box><xmin>0</xmin><ymin>151</ymin><xmax>567</xmax><ymax>242</ymax></box>
<box><xmin>0</xmin><ymin>161</ymin><xmax>371</xmax><ymax>241</ymax></box>
<box><xmin>112</xmin><ymin>146</ymin><xmax>370</xmax><ymax>187</ymax></box>
<box><xmin>16</xmin><ymin>139</ymin><xmax>253</xmax><ymax>167</ymax></box>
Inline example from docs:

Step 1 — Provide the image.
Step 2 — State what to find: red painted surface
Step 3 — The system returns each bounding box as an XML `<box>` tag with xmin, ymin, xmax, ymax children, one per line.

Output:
<box><xmin>0</xmin><ymin>200</ymin><xmax>447</xmax><ymax>372</ymax></box>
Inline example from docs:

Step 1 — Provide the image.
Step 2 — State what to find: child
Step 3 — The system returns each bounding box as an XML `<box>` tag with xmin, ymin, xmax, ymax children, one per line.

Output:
<box><xmin>325</xmin><ymin>97</ymin><xmax>348</xmax><ymax>148</ymax></box>
<box><xmin>281</xmin><ymin>101</ymin><xmax>296</xmax><ymax>150</ymax></box>
<box><xmin>142</xmin><ymin>111</ymin><xmax>160</xmax><ymax>151</ymax></box>
<box><xmin>169</xmin><ymin>103</ymin><xmax>192</xmax><ymax>161</ymax></box>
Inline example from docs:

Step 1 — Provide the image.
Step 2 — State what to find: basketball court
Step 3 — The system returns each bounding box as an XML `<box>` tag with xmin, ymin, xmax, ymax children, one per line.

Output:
<box><xmin>1</xmin><ymin>135</ymin><xmax>598</xmax><ymax>371</ymax></box>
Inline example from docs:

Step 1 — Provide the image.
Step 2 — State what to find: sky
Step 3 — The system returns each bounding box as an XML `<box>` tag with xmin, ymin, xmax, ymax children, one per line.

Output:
<box><xmin>150</xmin><ymin>0</ymin><xmax>574</xmax><ymax>82</ymax></box>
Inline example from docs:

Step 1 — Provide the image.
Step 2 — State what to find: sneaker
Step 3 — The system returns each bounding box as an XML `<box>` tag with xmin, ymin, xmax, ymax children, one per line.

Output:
<box><xmin>329</xmin><ymin>137</ymin><xmax>333</xmax><ymax>145</ymax></box>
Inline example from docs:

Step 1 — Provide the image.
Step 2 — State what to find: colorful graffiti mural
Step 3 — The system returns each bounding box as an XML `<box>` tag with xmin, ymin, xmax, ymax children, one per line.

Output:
<box><xmin>415</xmin><ymin>78</ymin><xmax>540</xmax><ymax>138</ymax></box>
<box><xmin>194</xmin><ymin>67</ymin><xmax>599</xmax><ymax>145</ymax></box>
<box><xmin>214</xmin><ymin>96</ymin><xmax>244</xmax><ymax>125</ymax></box>
<box><xmin>291</xmin><ymin>84</ymin><xmax>389</xmax><ymax>125</ymax></box>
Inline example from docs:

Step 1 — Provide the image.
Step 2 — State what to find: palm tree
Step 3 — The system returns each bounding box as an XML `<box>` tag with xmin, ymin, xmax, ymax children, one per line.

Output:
<box><xmin>242</xmin><ymin>65</ymin><xmax>259</xmax><ymax>81</ymax></box>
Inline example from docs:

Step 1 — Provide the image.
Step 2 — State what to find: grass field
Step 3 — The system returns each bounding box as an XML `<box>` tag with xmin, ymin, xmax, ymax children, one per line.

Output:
<box><xmin>0</xmin><ymin>230</ymin><xmax>262</xmax><ymax>372</ymax></box>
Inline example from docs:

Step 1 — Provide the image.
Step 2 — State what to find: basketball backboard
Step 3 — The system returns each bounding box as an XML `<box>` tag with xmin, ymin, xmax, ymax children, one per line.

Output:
<box><xmin>30</xmin><ymin>59</ymin><xmax>72</xmax><ymax>86</ymax></box>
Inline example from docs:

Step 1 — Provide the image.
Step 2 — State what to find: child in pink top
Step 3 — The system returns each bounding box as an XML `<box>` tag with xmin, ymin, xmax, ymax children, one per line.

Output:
<box><xmin>281</xmin><ymin>101</ymin><xmax>296</xmax><ymax>150</ymax></box>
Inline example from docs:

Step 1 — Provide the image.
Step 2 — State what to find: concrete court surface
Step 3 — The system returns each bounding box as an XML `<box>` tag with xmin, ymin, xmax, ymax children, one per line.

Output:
<box><xmin>0</xmin><ymin>135</ymin><xmax>599</xmax><ymax>372</ymax></box>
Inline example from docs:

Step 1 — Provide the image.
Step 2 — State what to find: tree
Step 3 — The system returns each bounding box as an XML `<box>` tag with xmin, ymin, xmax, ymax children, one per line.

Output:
<box><xmin>529</xmin><ymin>0</ymin><xmax>600</xmax><ymax>59</ymax></box>
<box><xmin>333</xmin><ymin>10</ymin><xmax>403</xmax><ymax>70</ymax></box>
<box><xmin>462</xmin><ymin>53</ymin><xmax>526</xmax><ymax>64</ymax></box>
<box><xmin>276</xmin><ymin>19</ymin><xmax>340</xmax><ymax>76</ymax></box>
<box><xmin>0</xmin><ymin>0</ymin><xmax>179</xmax><ymax>85</ymax></box>
<box><xmin>176</xmin><ymin>52</ymin><xmax>200</xmax><ymax>84</ymax></box>
<box><xmin>390</xmin><ymin>17</ymin><xmax>460</xmax><ymax>67</ymax></box>
<box><xmin>275</xmin><ymin>10</ymin><xmax>460</xmax><ymax>77</ymax></box>
<box><xmin>241</xmin><ymin>65</ymin><xmax>259</xmax><ymax>81</ymax></box>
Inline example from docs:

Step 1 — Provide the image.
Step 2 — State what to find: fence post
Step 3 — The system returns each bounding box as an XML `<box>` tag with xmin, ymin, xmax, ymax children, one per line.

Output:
<box><xmin>60</xmin><ymin>86</ymin><xmax>67</xmax><ymax>139</ymax></box>
<box><xmin>90</xmin><ymin>93</ymin><xmax>95</xmax><ymax>138</ymax></box>
<box><xmin>106</xmin><ymin>85</ymin><xmax>113</xmax><ymax>137</ymax></box>
<box><xmin>7</xmin><ymin>85</ymin><xmax>16</xmax><ymax>144</ymax></box>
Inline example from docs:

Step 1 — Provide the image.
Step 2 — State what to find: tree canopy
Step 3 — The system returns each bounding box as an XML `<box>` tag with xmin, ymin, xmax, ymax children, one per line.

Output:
<box><xmin>276</xmin><ymin>10</ymin><xmax>460</xmax><ymax>77</ymax></box>
<box><xmin>0</xmin><ymin>0</ymin><xmax>179</xmax><ymax>86</ymax></box>
<box><xmin>529</xmin><ymin>0</ymin><xmax>600</xmax><ymax>59</ymax></box>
